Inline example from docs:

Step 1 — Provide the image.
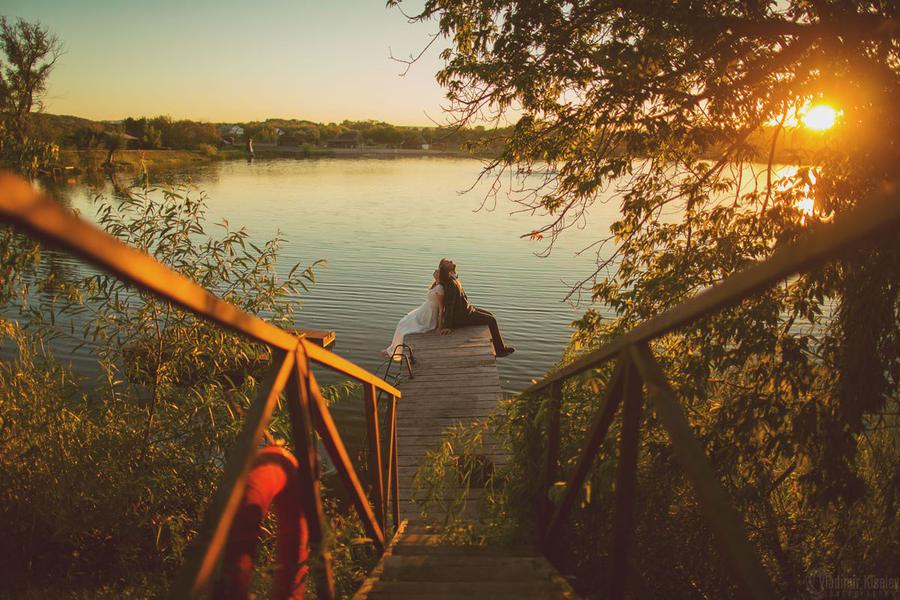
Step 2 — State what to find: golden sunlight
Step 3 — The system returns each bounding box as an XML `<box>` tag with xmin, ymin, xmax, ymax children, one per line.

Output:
<box><xmin>794</xmin><ymin>170</ymin><xmax>819</xmax><ymax>221</ymax></box>
<box><xmin>795</xmin><ymin>197</ymin><xmax>816</xmax><ymax>217</ymax></box>
<box><xmin>802</xmin><ymin>104</ymin><xmax>838</xmax><ymax>131</ymax></box>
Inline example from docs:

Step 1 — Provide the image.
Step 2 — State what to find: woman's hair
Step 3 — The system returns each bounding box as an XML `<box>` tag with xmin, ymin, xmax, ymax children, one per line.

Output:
<box><xmin>430</xmin><ymin>269</ymin><xmax>441</xmax><ymax>289</ymax></box>
<box><xmin>438</xmin><ymin>258</ymin><xmax>453</xmax><ymax>286</ymax></box>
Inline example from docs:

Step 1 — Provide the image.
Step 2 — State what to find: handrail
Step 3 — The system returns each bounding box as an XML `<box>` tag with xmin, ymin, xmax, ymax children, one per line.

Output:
<box><xmin>526</xmin><ymin>185</ymin><xmax>899</xmax><ymax>599</ymax></box>
<box><xmin>526</xmin><ymin>185</ymin><xmax>900</xmax><ymax>394</ymax></box>
<box><xmin>0</xmin><ymin>171</ymin><xmax>402</xmax><ymax>599</ymax></box>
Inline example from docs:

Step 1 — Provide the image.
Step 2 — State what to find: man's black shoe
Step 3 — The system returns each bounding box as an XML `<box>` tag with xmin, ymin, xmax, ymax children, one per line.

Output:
<box><xmin>497</xmin><ymin>346</ymin><xmax>516</xmax><ymax>358</ymax></box>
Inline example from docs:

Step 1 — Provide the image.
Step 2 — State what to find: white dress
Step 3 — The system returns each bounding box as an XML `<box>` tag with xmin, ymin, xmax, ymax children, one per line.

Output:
<box><xmin>383</xmin><ymin>284</ymin><xmax>444</xmax><ymax>357</ymax></box>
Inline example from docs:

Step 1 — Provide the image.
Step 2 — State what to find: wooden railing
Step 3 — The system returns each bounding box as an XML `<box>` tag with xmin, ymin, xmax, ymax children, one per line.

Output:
<box><xmin>526</xmin><ymin>186</ymin><xmax>900</xmax><ymax>599</ymax></box>
<box><xmin>0</xmin><ymin>172</ymin><xmax>401</xmax><ymax>598</ymax></box>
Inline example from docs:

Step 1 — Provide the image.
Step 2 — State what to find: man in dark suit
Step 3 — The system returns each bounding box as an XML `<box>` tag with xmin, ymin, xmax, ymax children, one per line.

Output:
<box><xmin>438</xmin><ymin>258</ymin><xmax>515</xmax><ymax>358</ymax></box>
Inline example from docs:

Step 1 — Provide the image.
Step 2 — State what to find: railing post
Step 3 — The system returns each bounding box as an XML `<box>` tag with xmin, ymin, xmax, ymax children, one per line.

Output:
<box><xmin>307</xmin><ymin>371</ymin><xmax>385</xmax><ymax>551</ymax></box>
<box><xmin>287</xmin><ymin>349</ymin><xmax>334</xmax><ymax>599</ymax></box>
<box><xmin>629</xmin><ymin>343</ymin><xmax>775</xmax><ymax>600</ymax></box>
<box><xmin>364</xmin><ymin>383</ymin><xmax>386</xmax><ymax>534</ymax></box>
<box><xmin>608</xmin><ymin>355</ymin><xmax>643</xmax><ymax>599</ymax></box>
<box><xmin>391</xmin><ymin>406</ymin><xmax>400</xmax><ymax>532</ymax></box>
<box><xmin>384</xmin><ymin>394</ymin><xmax>398</xmax><ymax>532</ymax></box>
<box><xmin>541</xmin><ymin>380</ymin><xmax>562</xmax><ymax>531</ymax></box>
<box><xmin>172</xmin><ymin>350</ymin><xmax>294</xmax><ymax>598</ymax></box>
<box><xmin>543</xmin><ymin>357</ymin><xmax>628</xmax><ymax>547</ymax></box>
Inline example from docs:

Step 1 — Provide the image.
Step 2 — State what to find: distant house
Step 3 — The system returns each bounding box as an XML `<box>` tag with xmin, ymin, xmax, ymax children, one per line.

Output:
<box><xmin>220</xmin><ymin>125</ymin><xmax>245</xmax><ymax>137</ymax></box>
<box><xmin>325</xmin><ymin>131</ymin><xmax>360</xmax><ymax>148</ymax></box>
<box><xmin>104</xmin><ymin>131</ymin><xmax>140</xmax><ymax>148</ymax></box>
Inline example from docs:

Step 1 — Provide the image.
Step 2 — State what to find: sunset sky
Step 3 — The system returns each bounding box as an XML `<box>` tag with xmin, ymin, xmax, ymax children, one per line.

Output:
<box><xmin>2</xmin><ymin>0</ymin><xmax>448</xmax><ymax>125</ymax></box>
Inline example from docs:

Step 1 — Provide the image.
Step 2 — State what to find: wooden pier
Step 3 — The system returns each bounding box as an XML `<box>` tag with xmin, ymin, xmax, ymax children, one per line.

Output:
<box><xmin>353</xmin><ymin>326</ymin><xmax>578</xmax><ymax>599</ymax></box>
<box><xmin>394</xmin><ymin>325</ymin><xmax>507</xmax><ymax>523</ymax></box>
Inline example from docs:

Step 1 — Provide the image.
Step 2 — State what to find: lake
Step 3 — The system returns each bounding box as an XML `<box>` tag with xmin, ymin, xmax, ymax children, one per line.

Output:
<box><xmin>43</xmin><ymin>157</ymin><xmax>618</xmax><ymax>392</ymax></box>
<box><xmin>14</xmin><ymin>156</ymin><xmax>797</xmax><ymax>453</ymax></box>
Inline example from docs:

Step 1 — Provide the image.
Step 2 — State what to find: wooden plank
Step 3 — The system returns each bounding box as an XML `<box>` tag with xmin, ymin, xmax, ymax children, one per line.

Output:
<box><xmin>288</xmin><ymin>350</ymin><xmax>334</xmax><ymax>599</ymax></box>
<box><xmin>402</xmin><ymin>366</ymin><xmax>498</xmax><ymax>376</ymax></box>
<box><xmin>394</xmin><ymin>393</ymin><xmax>499</xmax><ymax>402</ymax></box>
<box><xmin>629</xmin><ymin>343</ymin><xmax>775</xmax><ymax>600</ymax></box>
<box><xmin>391</xmin><ymin>544</ymin><xmax>540</xmax><ymax>557</ymax></box>
<box><xmin>380</xmin><ymin>556</ymin><xmax>558</xmax><ymax>582</ymax></box>
<box><xmin>172</xmin><ymin>351</ymin><xmax>294</xmax><ymax>598</ymax></box>
<box><xmin>391</xmin><ymin>410</ymin><xmax>400</xmax><ymax>534</ymax></box>
<box><xmin>397</xmin><ymin>389</ymin><xmax>499</xmax><ymax>399</ymax></box>
<box><xmin>351</xmin><ymin>521</ymin><xmax>408</xmax><ymax>600</ymax></box>
<box><xmin>406</xmin><ymin>339</ymin><xmax>491</xmax><ymax>351</ymax></box>
<box><xmin>409</xmin><ymin>347</ymin><xmax>496</xmax><ymax>358</ymax></box>
<box><xmin>396</xmin><ymin>438</ymin><xmax>506</xmax><ymax>449</ymax></box>
<box><xmin>384</xmin><ymin>395</ymin><xmax>397</xmax><ymax>532</ymax></box>
<box><xmin>396</xmin><ymin>443</ymin><xmax>503</xmax><ymax>456</ymax></box>
<box><xmin>396</xmin><ymin>403</ymin><xmax>502</xmax><ymax>412</ymax></box>
<box><xmin>291</xmin><ymin>328</ymin><xmax>336</xmax><ymax>349</ymax></box>
<box><xmin>366</xmin><ymin>581</ymin><xmax>572</xmax><ymax>599</ymax></box>
<box><xmin>399</xmin><ymin>371</ymin><xmax>499</xmax><ymax>382</ymax></box>
<box><xmin>365</xmin><ymin>384</ymin><xmax>386</xmax><ymax>534</ymax></box>
<box><xmin>398</xmin><ymin>382</ymin><xmax>500</xmax><ymax>392</ymax></box>
<box><xmin>398</xmin><ymin>416</ymin><xmax>497</xmax><ymax>427</ymax></box>
<box><xmin>525</xmin><ymin>186</ymin><xmax>900</xmax><ymax>394</ymax></box>
<box><xmin>395</xmin><ymin>405</ymin><xmax>501</xmax><ymax>417</ymax></box>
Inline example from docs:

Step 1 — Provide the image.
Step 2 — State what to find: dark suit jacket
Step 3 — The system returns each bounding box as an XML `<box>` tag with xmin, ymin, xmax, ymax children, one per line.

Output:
<box><xmin>442</xmin><ymin>275</ymin><xmax>474</xmax><ymax>328</ymax></box>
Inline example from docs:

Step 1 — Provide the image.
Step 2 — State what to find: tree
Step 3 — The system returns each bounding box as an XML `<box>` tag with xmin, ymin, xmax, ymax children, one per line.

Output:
<box><xmin>394</xmin><ymin>1</ymin><xmax>899</xmax><ymax>596</ymax></box>
<box><xmin>0</xmin><ymin>17</ymin><xmax>63</xmax><ymax>145</ymax></box>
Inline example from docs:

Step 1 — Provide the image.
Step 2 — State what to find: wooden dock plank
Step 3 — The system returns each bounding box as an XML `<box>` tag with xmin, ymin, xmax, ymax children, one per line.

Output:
<box><xmin>395</xmin><ymin>326</ymin><xmax>504</xmax><ymax>523</ymax></box>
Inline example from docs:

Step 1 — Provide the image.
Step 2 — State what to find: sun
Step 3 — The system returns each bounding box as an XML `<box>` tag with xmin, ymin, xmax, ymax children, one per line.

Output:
<box><xmin>802</xmin><ymin>104</ymin><xmax>838</xmax><ymax>131</ymax></box>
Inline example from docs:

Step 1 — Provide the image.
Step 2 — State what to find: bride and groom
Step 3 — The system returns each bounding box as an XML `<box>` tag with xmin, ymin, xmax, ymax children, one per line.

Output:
<box><xmin>383</xmin><ymin>258</ymin><xmax>516</xmax><ymax>359</ymax></box>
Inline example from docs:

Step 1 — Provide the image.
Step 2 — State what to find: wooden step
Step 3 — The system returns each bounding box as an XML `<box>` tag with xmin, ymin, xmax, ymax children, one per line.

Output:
<box><xmin>392</xmin><ymin>542</ymin><xmax>540</xmax><ymax>557</ymax></box>
<box><xmin>364</xmin><ymin>580</ymin><xmax>576</xmax><ymax>599</ymax></box>
<box><xmin>379</xmin><ymin>555</ymin><xmax>559</xmax><ymax>582</ymax></box>
<box><xmin>353</xmin><ymin>522</ymin><xmax>578</xmax><ymax>599</ymax></box>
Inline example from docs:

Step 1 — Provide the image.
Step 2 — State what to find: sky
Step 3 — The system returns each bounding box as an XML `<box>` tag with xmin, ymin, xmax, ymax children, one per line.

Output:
<box><xmin>2</xmin><ymin>0</ymin><xmax>449</xmax><ymax>125</ymax></box>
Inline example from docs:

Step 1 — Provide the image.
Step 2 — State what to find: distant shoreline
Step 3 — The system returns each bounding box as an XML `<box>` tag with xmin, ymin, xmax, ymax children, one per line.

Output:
<box><xmin>56</xmin><ymin>145</ymin><xmax>476</xmax><ymax>176</ymax></box>
<box><xmin>250</xmin><ymin>142</ymin><xmax>469</xmax><ymax>159</ymax></box>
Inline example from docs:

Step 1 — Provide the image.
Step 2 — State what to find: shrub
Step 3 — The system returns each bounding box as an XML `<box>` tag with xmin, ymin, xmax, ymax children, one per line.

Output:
<box><xmin>0</xmin><ymin>182</ymin><xmax>386</xmax><ymax>595</ymax></box>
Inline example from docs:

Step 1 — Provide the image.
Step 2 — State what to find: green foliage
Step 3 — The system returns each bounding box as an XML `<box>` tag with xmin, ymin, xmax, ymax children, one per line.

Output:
<box><xmin>122</xmin><ymin>117</ymin><xmax>163</xmax><ymax>149</ymax></box>
<box><xmin>400</xmin><ymin>1</ymin><xmax>899</xmax><ymax>597</ymax></box>
<box><xmin>0</xmin><ymin>182</ymin><xmax>383</xmax><ymax>595</ymax></box>
<box><xmin>0</xmin><ymin>17</ymin><xmax>63</xmax><ymax>177</ymax></box>
<box><xmin>0</xmin><ymin>17</ymin><xmax>62</xmax><ymax>140</ymax></box>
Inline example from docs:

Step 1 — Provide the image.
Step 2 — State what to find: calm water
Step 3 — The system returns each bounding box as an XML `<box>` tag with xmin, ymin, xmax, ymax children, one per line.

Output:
<box><xmin>15</xmin><ymin>157</ymin><xmax>797</xmax><ymax>447</ymax></box>
<box><xmin>46</xmin><ymin>157</ymin><xmax>619</xmax><ymax>391</ymax></box>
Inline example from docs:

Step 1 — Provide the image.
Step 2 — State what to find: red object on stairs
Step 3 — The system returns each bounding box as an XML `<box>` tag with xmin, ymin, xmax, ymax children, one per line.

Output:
<box><xmin>220</xmin><ymin>446</ymin><xmax>309</xmax><ymax>600</ymax></box>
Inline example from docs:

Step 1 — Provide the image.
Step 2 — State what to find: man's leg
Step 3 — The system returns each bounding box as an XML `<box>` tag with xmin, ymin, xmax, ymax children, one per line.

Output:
<box><xmin>462</xmin><ymin>308</ymin><xmax>509</xmax><ymax>355</ymax></box>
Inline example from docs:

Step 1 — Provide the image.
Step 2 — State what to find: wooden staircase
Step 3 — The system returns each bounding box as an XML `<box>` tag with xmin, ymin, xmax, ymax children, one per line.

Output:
<box><xmin>352</xmin><ymin>522</ymin><xmax>578</xmax><ymax>600</ymax></box>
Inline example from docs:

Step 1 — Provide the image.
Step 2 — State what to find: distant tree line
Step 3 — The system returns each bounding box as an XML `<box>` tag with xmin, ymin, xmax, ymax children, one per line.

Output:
<box><xmin>28</xmin><ymin>112</ymin><xmax>512</xmax><ymax>154</ymax></box>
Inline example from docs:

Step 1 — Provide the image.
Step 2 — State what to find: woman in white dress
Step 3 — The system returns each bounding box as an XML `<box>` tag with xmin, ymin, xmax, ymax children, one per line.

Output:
<box><xmin>383</xmin><ymin>270</ymin><xmax>444</xmax><ymax>358</ymax></box>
